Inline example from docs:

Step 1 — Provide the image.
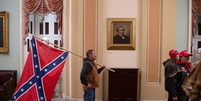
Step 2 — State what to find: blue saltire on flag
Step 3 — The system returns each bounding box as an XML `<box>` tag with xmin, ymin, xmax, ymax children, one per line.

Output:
<box><xmin>12</xmin><ymin>37</ymin><xmax>68</xmax><ymax>101</ymax></box>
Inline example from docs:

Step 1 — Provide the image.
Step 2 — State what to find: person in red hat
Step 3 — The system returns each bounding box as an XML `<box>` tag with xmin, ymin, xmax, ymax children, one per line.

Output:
<box><xmin>163</xmin><ymin>49</ymin><xmax>179</xmax><ymax>101</ymax></box>
<box><xmin>175</xmin><ymin>50</ymin><xmax>192</xmax><ymax>101</ymax></box>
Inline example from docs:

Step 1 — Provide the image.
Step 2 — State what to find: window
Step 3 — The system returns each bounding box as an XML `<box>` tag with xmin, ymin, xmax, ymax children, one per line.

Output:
<box><xmin>54</xmin><ymin>22</ymin><xmax>58</xmax><ymax>34</ymax></box>
<box><xmin>199</xmin><ymin>23</ymin><xmax>201</xmax><ymax>35</ymax></box>
<box><xmin>30</xmin><ymin>21</ymin><xmax>33</xmax><ymax>34</ymax></box>
<box><xmin>40</xmin><ymin>23</ymin><xmax>43</xmax><ymax>35</ymax></box>
<box><xmin>198</xmin><ymin>41</ymin><xmax>201</xmax><ymax>49</ymax></box>
<box><xmin>45</xmin><ymin>22</ymin><xmax>49</xmax><ymax>34</ymax></box>
<box><xmin>54</xmin><ymin>40</ymin><xmax>58</xmax><ymax>48</ymax></box>
<box><xmin>27</xmin><ymin>39</ymin><xmax>30</xmax><ymax>52</ymax></box>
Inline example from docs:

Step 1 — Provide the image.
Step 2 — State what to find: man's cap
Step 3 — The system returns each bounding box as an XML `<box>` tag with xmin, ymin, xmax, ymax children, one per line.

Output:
<box><xmin>179</xmin><ymin>50</ymin><xmax>192</xmax><ymax>57</ymax></box>
<box><xmin>169</xmin><ymin>49</ymin><xmax>179</xmax><ymax>59</ymax></box>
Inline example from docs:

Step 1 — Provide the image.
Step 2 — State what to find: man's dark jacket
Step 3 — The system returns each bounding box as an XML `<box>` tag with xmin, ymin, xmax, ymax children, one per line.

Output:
<box><xmin>113</xmin><ymin>35</ymin><xmax>130</xmax><ymax>44</ymax></box>
<box><xmin>80</xmin><ymin>57</ymin><xmax>103</xmax><ymax>86</ymax></box>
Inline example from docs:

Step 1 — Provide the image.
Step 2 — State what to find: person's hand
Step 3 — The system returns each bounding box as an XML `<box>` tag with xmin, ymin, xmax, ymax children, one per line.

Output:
<box><xmin>101</xmin><ymin>65</ymin><xmax>106</xmax><ymax>69</ymax></box>
<box><xmin>87</xmin><ymin>83</ymin><xmax>93</xmax><ymax>88</ymax></box>
<box><xmin>172</xmin><ymin>97</ymin><xmax>178</xmax><ymax>101</ymax></box>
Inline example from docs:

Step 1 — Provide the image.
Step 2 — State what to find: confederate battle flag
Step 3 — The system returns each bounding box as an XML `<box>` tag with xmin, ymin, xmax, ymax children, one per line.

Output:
<box><xmin>12</xmin><ymin>37</ymin><xmax>68</xmax><ymax>101</ymax></box>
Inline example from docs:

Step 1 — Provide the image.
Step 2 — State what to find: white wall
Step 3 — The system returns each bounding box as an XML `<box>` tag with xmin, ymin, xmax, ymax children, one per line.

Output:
<box><xmin>0</xmin><ymin>0</ymin><xmax>20</xmax><ymax>80</ymax></box>
<box><xmin>102</xmin><ymin>0</ymin><xmax>141</xmax><ymax>68</ymax></box>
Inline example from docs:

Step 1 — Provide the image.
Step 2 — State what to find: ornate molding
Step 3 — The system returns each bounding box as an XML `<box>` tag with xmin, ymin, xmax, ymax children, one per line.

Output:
<box><xmin>95</xmin><ymin>0</ymin><xmax>98</xmax><ymax>61</ymax></box>
<box><xmin>145</xmin><ymin>0</ymin><xmax>150</xmax><ymax>85</ymax></box>
<box><xmin>0</xmin><ymin>11</ymin><xmax>9</xmax><ymax>53</ymax></box>
<box><xmin>83</xmin><ymin>0</ymin><xmax>98</xmax><ymax>59</ymax></box>
<box><xmin>83</xmin><ymin>0</ymin><xmax>86</xmax><ymax>57</ymax></box>
<box><xmin>146</xmin><ymin>0</ymin><xmax>163</xmax><ymax>85</ymax></box>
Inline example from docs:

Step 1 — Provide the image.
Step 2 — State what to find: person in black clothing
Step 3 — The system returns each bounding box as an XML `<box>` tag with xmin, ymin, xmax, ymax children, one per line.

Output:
<box><xmin>80</xmin><ymin>49</ymin><xmax>106</xmax><ymax>101</ymax></box>
<box><xmin>175</xmin><ymin>50</ymin><xmax>192</xmax><ymax>101</ymax></box>
<box><xmin>163</xmin><ymin>49</ymin><xmax>179</xmax><ymax>101</ymax></box>
<box><xmin>113</xmin><ymin>26</ymin><xmax>130</xmax><ymax>44</ymax></box>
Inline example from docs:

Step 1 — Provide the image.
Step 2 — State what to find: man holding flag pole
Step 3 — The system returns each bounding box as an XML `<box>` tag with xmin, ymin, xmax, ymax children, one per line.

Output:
<box><xmin>80</xmin><ymin>50</ymin><xmax>106</xmax><ymax>101</ymax></box>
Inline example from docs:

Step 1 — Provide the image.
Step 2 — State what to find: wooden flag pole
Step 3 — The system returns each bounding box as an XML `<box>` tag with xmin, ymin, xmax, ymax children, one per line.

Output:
<box><xmin>32</xmin><ymin>35</ymin><xmax>115</xmax><ymax>72</ymax></box>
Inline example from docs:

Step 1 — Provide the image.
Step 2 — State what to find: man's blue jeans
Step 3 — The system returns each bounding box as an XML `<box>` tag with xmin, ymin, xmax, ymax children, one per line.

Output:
<box><xmin>84</xmin><ymin>88</ymin><xmax>95</xmax><ymax>101</ymax></box>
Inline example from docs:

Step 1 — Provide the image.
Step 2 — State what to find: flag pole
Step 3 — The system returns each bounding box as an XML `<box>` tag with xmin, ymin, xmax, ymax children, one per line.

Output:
<box><xmin>32</xmin><ymin>35</ymin><xmax>115</xmax><ymax>72</ymax></box>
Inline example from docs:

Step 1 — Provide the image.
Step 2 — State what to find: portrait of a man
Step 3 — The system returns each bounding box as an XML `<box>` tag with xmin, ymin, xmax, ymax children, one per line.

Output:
<box><xmin>0</xmin><ymin>11</ymin><xmax>8</xmax><ymax>53</ymax></box>
<box><xmin>113</xmin><ymin>25</ymin><xmax>130</xmax><ymax>44</ymax></box>
<box><xmin>107</xmin><ymin>18</ymin><xmax>135</xmax><ymax>50</ymax></box>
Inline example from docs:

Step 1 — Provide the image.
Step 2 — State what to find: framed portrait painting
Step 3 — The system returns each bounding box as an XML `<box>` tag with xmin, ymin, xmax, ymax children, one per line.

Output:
<box><xmin>107</xmin><ymin>18</ymin><xmax>136</xmax><ymax>50</ymax></box>
<box><xmin>0</xmin><ymin>11</ymin><xmax>8</xmax><ymax>53</ymax></box>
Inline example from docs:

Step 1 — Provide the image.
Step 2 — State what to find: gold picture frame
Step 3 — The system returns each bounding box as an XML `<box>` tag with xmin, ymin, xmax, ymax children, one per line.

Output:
<box><xmin>107</xmin><ymin>18</ymin><xmax>136</xmax><ymax>50</ymax></box>
<box><xmin>0</xmin><ymin>11</ymin><xmax>8</xmax><ymax>53</ymax></box>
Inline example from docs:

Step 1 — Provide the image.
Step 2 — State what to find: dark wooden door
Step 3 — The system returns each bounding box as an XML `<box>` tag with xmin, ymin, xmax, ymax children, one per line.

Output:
<box><xmin>123</xmin><ymin>70</ymin><xmax>138</xmax><ymax>101</ymax></box>
<box><xmin>108</xmin><ymin>68</ymin><xmax>138</xmax><ymax>101</ymax></box>
<box><xmin>108</xmin><ymin>69</ymin><xmax>124</xmax><ymax>101</ymax></box>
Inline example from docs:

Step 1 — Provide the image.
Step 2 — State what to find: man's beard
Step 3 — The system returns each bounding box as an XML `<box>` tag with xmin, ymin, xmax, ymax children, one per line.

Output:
<box><xmin>92</xmin><ymin>57</ymin><xmax>96</xmax><ymax>60</ymax></box>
